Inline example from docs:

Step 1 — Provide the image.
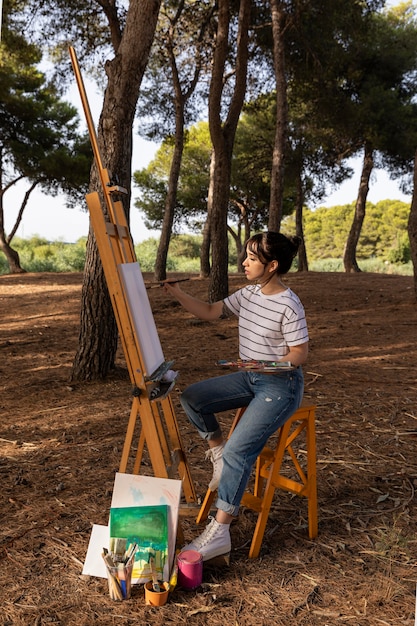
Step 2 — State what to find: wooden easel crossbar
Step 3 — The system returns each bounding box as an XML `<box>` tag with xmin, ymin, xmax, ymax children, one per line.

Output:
<box><xmin>69</xmin><ymin>46</ymin><xmax>196</xmax><ymax>505</ymax></box>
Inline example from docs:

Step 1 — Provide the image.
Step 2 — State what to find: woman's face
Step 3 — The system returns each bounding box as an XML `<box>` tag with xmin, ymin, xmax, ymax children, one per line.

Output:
<box><xmin>242</xmin><ymin>246</ymin><xmax>269</xmax><ymax>282</ymax></box>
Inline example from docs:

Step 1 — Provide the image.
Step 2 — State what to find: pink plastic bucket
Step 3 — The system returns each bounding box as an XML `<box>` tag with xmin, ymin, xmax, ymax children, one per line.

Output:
<box><xmin>177</xmin><ymin>549</ymin><xmax>203</xmax><ymax>590</ymax></box>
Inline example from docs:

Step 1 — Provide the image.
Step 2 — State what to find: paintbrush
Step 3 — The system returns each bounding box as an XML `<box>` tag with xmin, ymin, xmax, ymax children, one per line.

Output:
<box><xmin>145</xmin><ymin>277</ymin><xmax>191</xmax><ymax>289</ymax></box>
<box><xmin>109</xmin><ymin>537</ymin><xmax>127</xmax><ymax>561</ymax></box>
<box><xmin>149</xmin><ymin>556</ymin><xmax>161</xmax><ymax>592</ymax></box>
<box><xmin>123</xmin><ymin>542</ymin><xmax>137</xmax><ymax>563</ymax></box>
<box><xmin>102</xmin><ymin>552</ymin><xmax>124</xmax><ymax>600</ymax></box>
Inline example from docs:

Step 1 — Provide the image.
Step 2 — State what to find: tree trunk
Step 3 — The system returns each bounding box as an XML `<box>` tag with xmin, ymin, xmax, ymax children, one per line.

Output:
<box><xmin>200</xmin><ymin>151</ymin><xmax>215</xmax><ymax>278</ymax></box>
<box><xmin>0</xmin><ymin>235</ymin><xmax>25</xmax><ymax>273</ymax></box>
<box><xmin>153</xmin><ymin>2</ymin><xmax>208</xmax><ymax>281</ymax></box>
<box><xmin>228</xmin><ymin>227</ymin><xmax>244</xmax><ymax>273</ymax></box>
<box><xmin>268</xmin><ymin>0</ymin><xmax>287</xmax><ymax>233</ymax></box>
<box><xmin>207</xmin><ymin>0</ymin><xmax>250</xmax><ymax>302</ymax></box>
<box><xmin>209</xmin><ymin>147</ymin><xmax>232</xmax><ymax>301</ymax></box>
<box><xmin>0</xmin><ymin>158</ymin><xmax>36</xmax><ymax>273</ymax></box>
<box><xmin>407</xmin><ymin>147</ymin><xmax>417</xmax><ymax>301</ymax></box>
<box><xmin>227</xmin><ymin>209</ymin><xmax>246</xmax><ymax>273</ymax></box>
<box><xmin>295</xmin><ymin>167</ymin><xmax>308</xmax><ymax>272</ymax></box>
<box><xmin>71</xmin><ymin>230</ymin><xmax>118</xmax><ymax>380</ymax></box>
<box><xmin>0</xmin><ymin>172</ymin><xmax>24</xmax><ymax>273</ymax></box>
<box><xmin>71</xmin><ymin>0</ymin><xmax>162</xmax><ymax>381</ymax></box>
<box><xmin>343</xmin><ymin>141</ymin><xmax>373</xmax><ymax>273</ymax></box>
<box><xmin>200</xmin><ymin>217</ymin><xmax>211</xmax><ymax>277</ymax></box>
<box><xmin>154</xmin><ymin>75</ymin><xmax>185</xmax><ymax>282</ymax></box>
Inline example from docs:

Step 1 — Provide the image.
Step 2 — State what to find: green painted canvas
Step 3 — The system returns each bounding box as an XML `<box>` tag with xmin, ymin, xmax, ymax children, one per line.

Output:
<box><xmin>109</xmin><ymin>504</ymin><xmax>168</xmax><ymax>582</ymax></box>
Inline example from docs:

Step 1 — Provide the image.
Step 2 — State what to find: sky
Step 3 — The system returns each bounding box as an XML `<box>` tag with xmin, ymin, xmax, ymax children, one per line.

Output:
<box><xmin>4</xmin><ymin>0</ymin><xmax>414</xmax><ymax>244</ymax></box>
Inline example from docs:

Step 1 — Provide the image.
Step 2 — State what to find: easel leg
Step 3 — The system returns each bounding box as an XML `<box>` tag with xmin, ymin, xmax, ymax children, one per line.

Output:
<box><xmin>119</xmin><ymin>401</ymin><xmax>139</xmax><ymax>473</ymax></box>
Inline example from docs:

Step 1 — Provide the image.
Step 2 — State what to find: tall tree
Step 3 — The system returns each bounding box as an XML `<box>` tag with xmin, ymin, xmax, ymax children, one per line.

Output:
<box><xmin>268</xmin><ymin>0</ymin><xmax>287</xmax><ymax>232</ymax></box>
<box><xmin>407</xmin><ymin>148</ymin><xmax>417</xmax><ymax>300</ymax></box>
<box><xmin>252</xmin><ymin>0</ymin><xmax>384</xmax><ymax>243</ymax></box>
<box><xmin>134</xmin><ymin>116</ymin><xmax>270</xmax><ymax>266</ymax></box>
<box><xmin>134</xmin><ymin>121</ymin><xmax>212</xmax><ymax>232</ymax></box>
<box><xmin>343</xmin><ymin>3</ymin><xmax>417</xmax><ymax>272</ymax></box>
<box><xmin>69</xmin><ymin>0</ymin><xmax>162</xmax><ymax>380</ymax></box>
<box><xmin>23</xmin><ymin>0</ymin><xmax>162</xmax><ymax>379</ymax></box>
<box><xmin>207</xmin><ymin>0</ymin><xmax>251</xmax><ymax>301</ymax></box>
<box><xmin>137</xmin><ymin>0</ymin><xmax>215</xmax><ymax>281</ymax></box>
<box><xmin>0</xmin><ymin>5</ymin><xmax>91</xmax><ymax>273</ymax></box>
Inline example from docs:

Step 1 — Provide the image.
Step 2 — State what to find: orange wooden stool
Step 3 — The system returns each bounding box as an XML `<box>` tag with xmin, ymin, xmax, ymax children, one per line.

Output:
<box><xmin>196</xmin><ymin>403</ymin><xmax>318</xmax><ymax>558</ymax></box>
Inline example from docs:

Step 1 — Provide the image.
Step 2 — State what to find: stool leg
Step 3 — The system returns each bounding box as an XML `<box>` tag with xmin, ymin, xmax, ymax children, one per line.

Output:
<box><xmin>253</xmin><ymin>455</ymin><xmax>265</xmax><ymax>498</ymax></box>
<box><xmin>196</xmin><ymin>489</ymin><xmax>216</xmax><ymax>524</ymax></box>
<box><xmin>248</xmin><ymin>420</ymin><xmax>292</xmax><ymax>559</ymax></box>
<box><xmin>248</xmin><ymin>486</ymin><xmax>275</xmax><ymax>558</ymax></box>
<box><xmin>306</xmin><ymin>409</ymin><xmax>318</xmax><ymax>539</ymax></box>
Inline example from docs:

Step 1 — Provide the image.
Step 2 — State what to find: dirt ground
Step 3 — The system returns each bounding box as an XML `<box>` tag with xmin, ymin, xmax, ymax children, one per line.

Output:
<box><xmin>1</xmin><ymin>270</ymin><xmax>417</xmax><ymax>626</ymax></box>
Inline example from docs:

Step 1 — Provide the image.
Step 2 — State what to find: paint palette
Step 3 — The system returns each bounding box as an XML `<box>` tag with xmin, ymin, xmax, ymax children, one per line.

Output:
<box><xmin>216</xmin><ymin>359</ymin><xmax>294</xmax><ymax>371</ymax></box>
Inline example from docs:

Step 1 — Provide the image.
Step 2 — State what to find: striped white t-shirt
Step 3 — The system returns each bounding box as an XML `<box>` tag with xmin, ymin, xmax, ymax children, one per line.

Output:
<box><xmin>223</xmin><ymin>284</ymin><xmax>309</xmax><ymax>361</ymax></box>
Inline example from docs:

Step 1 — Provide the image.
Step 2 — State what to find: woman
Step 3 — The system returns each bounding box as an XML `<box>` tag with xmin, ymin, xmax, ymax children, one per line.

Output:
<box><xmin>163</xmin><ymin>231</ymin><xmax>309</xmax><ymax>561</ymax></box>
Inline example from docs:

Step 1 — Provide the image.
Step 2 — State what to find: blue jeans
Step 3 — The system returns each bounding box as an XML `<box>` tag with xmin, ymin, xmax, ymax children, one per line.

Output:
<box><xmin>180</xmin><ymin>368</ymin><xmax>304</xmax><ymax>516</ymax></box>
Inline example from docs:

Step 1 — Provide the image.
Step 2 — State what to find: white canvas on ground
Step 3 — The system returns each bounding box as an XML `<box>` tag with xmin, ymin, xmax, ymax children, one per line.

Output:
<box><xmin>81</xmin><ymin>524</ymin><xmax>109</xmax><ymax>578</ymax></box>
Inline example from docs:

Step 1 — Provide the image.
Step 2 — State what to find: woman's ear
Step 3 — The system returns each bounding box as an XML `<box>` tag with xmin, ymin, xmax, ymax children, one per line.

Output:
<box><xmin>269</xmin><ymin>259</ymin><xmax>279</xmax><ymax>273</ymax></box>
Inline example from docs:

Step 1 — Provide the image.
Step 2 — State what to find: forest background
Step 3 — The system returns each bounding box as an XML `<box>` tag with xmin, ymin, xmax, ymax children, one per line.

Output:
<box><xmin>2</xmin><ymin>0</ymin><xmax>417</xmax><ymax>379</ymax></box>
<box><xmin>1</xmin><ymin>198</ymin><xmax>412</xmax><ymax>275</ymax></box>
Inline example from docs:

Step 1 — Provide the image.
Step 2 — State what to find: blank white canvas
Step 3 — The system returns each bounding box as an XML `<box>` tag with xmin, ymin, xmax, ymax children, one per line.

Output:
<box><xmin>82</xmin><ymin>524</ymin><xmax>109</xmax><ymax>578</ymax></box>
<box><xmin>118</xmin><ymin>262</ymin><xmax>165</xmax><ymax>377</ymax></box>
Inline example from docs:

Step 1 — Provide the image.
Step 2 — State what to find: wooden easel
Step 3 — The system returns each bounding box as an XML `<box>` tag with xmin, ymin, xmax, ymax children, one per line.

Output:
<box><xmin>69</xmin><ymin>46</ymin><xmax>197</xmax><ymax>505</ymax></box>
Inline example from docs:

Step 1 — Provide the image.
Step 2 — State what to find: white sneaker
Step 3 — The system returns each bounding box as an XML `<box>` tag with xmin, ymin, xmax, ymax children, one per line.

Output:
<box><xmin>205</xmin><ymin>442</ymin><xmax>224</xmax><ymax>491</ymax></box>
<box><xmin>183</xmin><ymin>517</ymin><xmax>231</xmax><ymax>561</ymax></box>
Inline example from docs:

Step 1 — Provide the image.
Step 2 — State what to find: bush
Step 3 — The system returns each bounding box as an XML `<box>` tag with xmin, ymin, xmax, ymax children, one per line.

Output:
<box><xmin>54</xmin><ymin>239</ymin><xmax>87</xmax><ymax>271</ymax></box>
<box><xmin>386</xmin><ymin>233</ymin><xmax>411</xmax><ymax>265</ymax></box>
<box><xmin>135</xmin><ymin>235</ymin><xmax>238</xmax><ymax>273</ymax></box>
<box><xmin>0</xmin><ymin>237</ymin><xmax>87</xmax><ymax>274</ymax></box>
<box><xmin>135</xmin><ymin>238</ymin><xmax>161</xmax><ymax>271</ymax></box>
<box><xmin>168</xmin><ymin>234</ymin><xmax>203</xmax><ymax>258</ymax></box>
<box><xmin>309</xmin><ymin>258</ymin><xmax>344</xmax><ymax>272</ymax></box>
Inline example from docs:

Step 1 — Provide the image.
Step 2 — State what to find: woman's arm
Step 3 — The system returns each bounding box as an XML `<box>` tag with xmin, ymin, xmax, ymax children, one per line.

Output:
<box><xmin>163</xmin><ymin>281</ymin><xmax>224</xmax><ymax>321</ymax></box>
<box><xmin>285</xmin><ymin>342</ymin><xmax>308</xmax><ymax>367</ymax></box>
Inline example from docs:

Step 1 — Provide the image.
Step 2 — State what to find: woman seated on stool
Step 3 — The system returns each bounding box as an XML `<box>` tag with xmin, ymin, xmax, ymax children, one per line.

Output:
<box><xmin>163</xmin><ymin>231</ymin><xmax>309</xmax><ymax>561</ymax></box>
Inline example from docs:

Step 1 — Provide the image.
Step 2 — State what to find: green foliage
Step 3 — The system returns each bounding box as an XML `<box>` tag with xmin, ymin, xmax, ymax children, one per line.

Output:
<box><xmin>135</xmin><ymin>238</ymin><xmax>170</xmax><ymax>272</ymax></box>
<box><xmin>295</xmin><ymin>199</ymin><xmax>411</xmax><ymax>263</ymax></box>
<box><xmin>135</xmin><ymin>235</ymin><xmax>199</xmax><ymax>272</ymax></box>
<box><xmin>0</xmin><ymin>41</ymin><xmax>91</xmax><ymax>193</ymax></box>
<box><xmin>168</xmin><ymin>234</ymin><xmax>203</xmax><ymax>259</ymax></box>
<box><xmin>0</xmin><ymin>0</ymin><xmax>92</xmax><ymax>277</ymax></box>
<box><xmin>386</xmin><ymin>232</ymin><xmax>411</xmax><ymax>264</ymax></box>
<box><xmin>134</xmin><ymin>122</ymin><xmax>212</xmax><ymax>231</ymax></box>
<box><xmin>0</xmin><ymin>198</ymin><xmax>413</xmax><ymax>276</ymax></box>
<box><xmin>53</xmin><ymin>239</ymin><xmax>87</xmax><ymax>271</ymax></box>
<box><xmin>0</xmin><ymin>254</ymin><xmax>9</xmax><ymax>274</ymax></box>
<box><xmin>164</xmin><ymin>256</ymin><xmax>201</xmax><ymax>273</ymax></box>
<box><xmin>308</xmin><ymin>258</ymin><xmax>345</xmax><ymax>272</ymax></box>
<box><xmin>309</xmin><ymin>257</ymin><xmax>412</xmax><ymax>275</ymax></box>
<box><xmin>134</xmin><ymin>234</ymin><xmax>238</xmax><ymax>273</ymax></box>
<box><xmin>0</xmin><ymin>237</ymin><xmax>87</xmax><ymax>274</ymax></box>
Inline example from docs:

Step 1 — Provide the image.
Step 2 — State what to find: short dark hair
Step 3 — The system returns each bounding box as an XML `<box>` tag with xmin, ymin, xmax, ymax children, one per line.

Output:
<box><xmin>246</xmin><ymin>231</ymin><xmax>301</xmax><ymax>275</ymax></box>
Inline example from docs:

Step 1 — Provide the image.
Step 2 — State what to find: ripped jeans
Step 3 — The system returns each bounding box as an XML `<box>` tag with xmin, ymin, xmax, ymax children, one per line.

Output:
<box><xmin>180</xmin><ymin>368</ymin><xmax>304</xmax><ymax>516</ymax></box>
